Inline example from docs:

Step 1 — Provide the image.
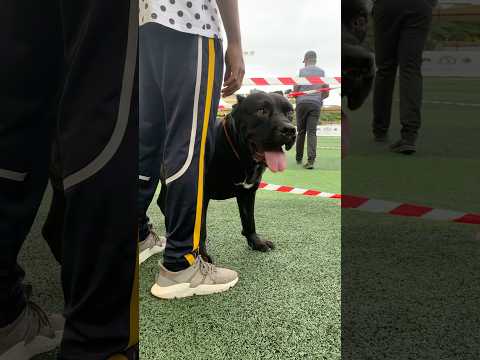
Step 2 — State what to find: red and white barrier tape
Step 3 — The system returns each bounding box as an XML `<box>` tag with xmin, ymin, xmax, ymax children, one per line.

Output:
<box><xmin>259</xmin><ymin>182</ymin><xmax>480</xmax><ymax>225</ymax></box>
<box><xmin>243</xmin><ymin>76</ymin><xmax>341</xmax><ymax>86</ymax></box>
<box><xmin>288</xmin><ymin>87</ymin><xmax>340</xmax><ymax>98</ymax></box>
<box><xmin>259</xmin><ymin>182</ymin><xmax>341</xmax><ymax>199</ymax></box>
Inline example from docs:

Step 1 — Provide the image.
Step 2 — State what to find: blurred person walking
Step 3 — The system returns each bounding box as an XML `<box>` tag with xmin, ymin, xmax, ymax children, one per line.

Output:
<box><xmin>294</xmin><ymin>51</ymin><xmax>328</xmax><ymax>169</ymax></box>
<box><xmin>372</xmin><ymin>0</ymin><xmax>437</xmax><ymax>154</ymax></box>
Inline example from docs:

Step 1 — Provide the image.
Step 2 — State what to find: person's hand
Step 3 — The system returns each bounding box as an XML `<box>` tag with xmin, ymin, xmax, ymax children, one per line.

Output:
<box><xmin>322</xmin><ymin>84</ymin><xmax>330</xmax><ymax>100</ymax></box>
<box><xmin>222</xmin><ymin>44</ymin><xmax>245</xmax><ymax>97</ymax></box>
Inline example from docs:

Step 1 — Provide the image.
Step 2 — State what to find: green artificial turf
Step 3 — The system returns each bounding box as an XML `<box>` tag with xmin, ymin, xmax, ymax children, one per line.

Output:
<box><xmin>17</xmin><ymin>188</ymin><xmax>63</xmax><ymax>360</ymax></box>
<box><xmin>343</xmin><ymin>211</ymin><xmax>480</xmax><ymax>359</ymax></box>
<box><xmin>17</xmin><ymin>137</ymin><xmax>341</xmax><ymax>360</ymax></box>
<box><xmin>342</xmin><ymin>77</ymin><xmax>480</xmax><ymax>359</ymax></box>
<box><xmin>140</xmin><ymin>137</ymin><xmax>341</xmax><ymax>359</ymax></box>
<box><xmin>344</xmin><ymin>77</ymin><xmax>480</xmax><ymax>212</ymax></box>
<box><xmin>18</xmin><ymin>77</ymin><xmax>480</xmax><ymax>359</ymax></box>
<box><xmin>263</xmin><ymin>136</ymin><xmax>341</xmax><ymax>193</ymax></box>
<box><xmin>140</xmin><ymin>193</ymin><xmax>340</xmax><ymax>360</ymax></box>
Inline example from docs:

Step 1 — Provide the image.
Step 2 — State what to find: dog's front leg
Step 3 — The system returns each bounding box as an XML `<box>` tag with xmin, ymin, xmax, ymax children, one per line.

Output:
<box><xmin>198</xmin><ymin>197</ymin><xmax>214</xmax><ymax>263</ymax></box>
<box><xmin>236</xmin><ymin>190</ymin><xmax>274</xmax><ymax>252</ymax></box>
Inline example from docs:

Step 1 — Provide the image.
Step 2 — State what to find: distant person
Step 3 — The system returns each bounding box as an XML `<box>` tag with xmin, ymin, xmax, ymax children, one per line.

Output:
<box><xmin>372</xmin><ymin>0</ymin><xmax>437</xmax><ymax>154</ymax></box>
<box><xmin>294</xmin><ymin>51</ymin><xmax>329</xmax><ymax>169</ymax></box>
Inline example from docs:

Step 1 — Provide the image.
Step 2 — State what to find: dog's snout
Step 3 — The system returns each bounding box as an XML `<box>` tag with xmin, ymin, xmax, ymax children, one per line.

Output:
<box><xmin>280</xmin><ymin>125</ymin><xmax>296</xmax><ymax>137</ymax></box>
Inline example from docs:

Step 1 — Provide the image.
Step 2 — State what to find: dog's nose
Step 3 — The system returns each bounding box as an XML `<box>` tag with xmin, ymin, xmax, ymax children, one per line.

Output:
<box><xmin>280</xmin><ymin>125</ymin><xmax>296</xmax><ymax>138</ymax></box>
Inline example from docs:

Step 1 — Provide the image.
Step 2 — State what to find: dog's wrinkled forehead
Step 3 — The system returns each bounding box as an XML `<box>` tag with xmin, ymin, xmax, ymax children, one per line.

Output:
<box><xmin>270</xmin><ymin>93</ymin><xmax>294</xmax><ymax>113</ymax></box>
<box><xmin>240</xmin><ymin>92</ymin><xmax>272</xmax><ymax>111</ymax></box>
<box><xmin>238</xmin><ymin>92</ymin><xmax>293</xmax><ymax>114</ymax></box>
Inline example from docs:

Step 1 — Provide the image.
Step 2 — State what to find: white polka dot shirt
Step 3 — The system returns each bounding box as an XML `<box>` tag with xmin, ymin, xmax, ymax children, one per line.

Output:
<box><xmin>139</xmin><ymin>0</ymin><xmax>223</xmax><ymax>39</ymax></box>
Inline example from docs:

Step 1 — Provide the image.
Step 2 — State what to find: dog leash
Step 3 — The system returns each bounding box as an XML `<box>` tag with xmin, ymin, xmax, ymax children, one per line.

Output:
<box><xmin>222</xmin><ymin>115</ymin><xmax>241</xmax><ymax>161</ymax></box>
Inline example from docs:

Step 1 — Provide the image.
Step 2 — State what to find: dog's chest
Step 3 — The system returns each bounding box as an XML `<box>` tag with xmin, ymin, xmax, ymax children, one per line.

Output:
<box><xmin>206</xmin><ymin>158</ymin><xmax>265</xmax><ymax>200</ymax></box>
<box><xmin>206</xmin><ymin>122</ymin><xmax>265</xmax><ymax>200</ymax></box>
<box><xmin>233</xmin><ymin>163</ymin><xmax>265</xmax><ymax>189</ymax></box>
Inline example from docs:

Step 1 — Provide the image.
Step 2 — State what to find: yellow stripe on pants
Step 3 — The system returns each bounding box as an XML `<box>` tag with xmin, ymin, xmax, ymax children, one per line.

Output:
<box><xmin>192</xmin><ymin>38</ymin><xmax>215</xmax><ymax>255</ymax></box>
<box><xmin>128</xmin><ymin>242</ymin><xmax>139</xmax><ymax>347</ymax></box>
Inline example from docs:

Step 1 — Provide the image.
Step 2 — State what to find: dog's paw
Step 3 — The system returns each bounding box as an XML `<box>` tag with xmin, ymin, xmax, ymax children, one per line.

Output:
<box><xmin>248</xmin><ymin>237</ymin><xmax>275</xmax><ymax>252</ymax></box>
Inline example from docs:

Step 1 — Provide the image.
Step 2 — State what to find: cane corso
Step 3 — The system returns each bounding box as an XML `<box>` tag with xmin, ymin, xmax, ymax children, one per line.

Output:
<box><xmin>342</xmin><ymin>0</ymin><xmax>375</xmax><ymax>110</ymax></box>
<box><xmin>341</xmin><ymin>0</ymin><xmax>375</xmax><ymax>155</ymax></box>
<box><xmin>160</xmin><ymin>92</ymin><xmax>296</xmax><ymax>262</ymax></box>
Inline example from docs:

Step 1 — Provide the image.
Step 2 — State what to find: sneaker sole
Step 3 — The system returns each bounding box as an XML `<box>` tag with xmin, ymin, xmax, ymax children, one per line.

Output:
<box><xmin>139</xmin><ymin>244</ymin><xmax>165</xmax><ymax>264</ymax></box>
<box><xmin>391</xmin><ymin>145</ymin><xmax>416</xmax><ymax>155</ymax></box>
<box><xmin>150</xmin><ymin>277</ymin><xmax>239</xmax><ymax>299</ymax></box>
<box><xmin>0</xmin><ymin>330</ymin><xmax>63</xmax><ymax>360</ymax></box>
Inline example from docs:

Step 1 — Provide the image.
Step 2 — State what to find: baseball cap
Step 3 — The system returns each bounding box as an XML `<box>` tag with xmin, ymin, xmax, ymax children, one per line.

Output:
<box><xmin>303</xmin><ymin>50</ymin><xmax>317</xmax><ymax>63</ymax></box>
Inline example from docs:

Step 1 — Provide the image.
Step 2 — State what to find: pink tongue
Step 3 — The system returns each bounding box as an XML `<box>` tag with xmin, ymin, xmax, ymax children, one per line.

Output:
<box><xmin>264</xmin><ymin>151</ymin><xmax>287</xmax><ymax>172</ymax></box>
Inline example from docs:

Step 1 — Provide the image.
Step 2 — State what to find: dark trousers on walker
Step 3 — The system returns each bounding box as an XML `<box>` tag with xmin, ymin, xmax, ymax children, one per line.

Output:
<box><xmin>296</xmin><ymin>102</ymin><xmax>321</xmax><ymax>165</ymax></box>
<box><xmin>0</xmin><ymin>0</ymin><xmax>138</xmax><ymax>358</ymax></box>
<box><xmin>372</xmin><ymin>0</ymin><xmax>434</xmax><ymax>143</ymax></box>
<box><xmin>138</xmin><ymin>24</ymin><xmax>223</xmax><ymax>269</ymax></box>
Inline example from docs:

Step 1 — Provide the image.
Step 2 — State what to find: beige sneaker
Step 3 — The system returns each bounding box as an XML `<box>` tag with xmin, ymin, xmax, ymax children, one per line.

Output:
<box><xmin>150</xmin><ymin>257</ymin><xmax>238</xmax><ymax>299</ymax></box>
<box><xmin>0</xmin><ymin>302</ymin><xmax>64</xmax><ymax>360</ymax></box>
<box><xmin>139</xmin><ymin>230</ymin><xmax>166</xmax><ymax>264</ymax></box>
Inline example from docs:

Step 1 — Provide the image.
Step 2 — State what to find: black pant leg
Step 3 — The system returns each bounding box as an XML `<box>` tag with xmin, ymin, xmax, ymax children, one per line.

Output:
<box><xmin>140</xmin><ymin>25</ymin><xmax>224</xmax><ymax>268</ymax></box>
<box><xmin>0</xmin><ymin>0</ymin><xmax>63</xmax><ymax>327</ymax></box>
<box><xmin>42</xmin><ymin>185</ymin><xmax>66</xmax><ymax>264</ymax></box>
<box><xmin>373</xmin><ymin>0</ymin><xmax>433</xmax><ymax>141</ymax></box>
<box><xmin>138</xmin><ymin>24</ymin><xmax>165</xmax><ymax>242</ymax></box>
<box><xmin>398</xmin><ymin>3</ymin><xmax>433</xmax><ymax>143</ymax></box>
<box><xmin>306</xmin><ymin>105</ymin><xmax>320</xmax><ymax>164</ymax></box>
<box><xmin>56</xmin><ymin>0</ymin><xmax>138</xmax><ymax>358</ymax></box>
<box><xmin>295</xmin><ymin>103</ymin><xmax>308</xmax><ymax>162</ymax></box>
<box><xmin>162</xmin><ymin>30</ymin><xmax>224</xmax><ymax>267</ymax></box>
<box><xmin>372</xmin><ymin>1</ymin><xmax>401</xmax><ymax>136</ymax></box>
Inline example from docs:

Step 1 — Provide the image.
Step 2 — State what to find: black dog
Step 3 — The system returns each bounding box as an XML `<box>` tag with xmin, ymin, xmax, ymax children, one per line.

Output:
<box><xmin>160</xmin><ymin>92</ymin><xmax>296</xmax><ymax>262</ymax></box>
<box><xmin>342</xmin><ymin>0</ymin><xmax>375</xmax><ymax>110</ymax></box>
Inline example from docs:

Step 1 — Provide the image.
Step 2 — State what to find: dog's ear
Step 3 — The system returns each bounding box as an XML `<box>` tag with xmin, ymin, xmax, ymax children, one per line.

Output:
<box><xmin>236</xmin><ymin>94</ymin><xmax>246</xmax><ymax>104</ymax></box>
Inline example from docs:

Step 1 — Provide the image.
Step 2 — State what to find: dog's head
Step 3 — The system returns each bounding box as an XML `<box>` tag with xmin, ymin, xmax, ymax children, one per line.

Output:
<box><xmin>342</xmin><ymin>0</ymin><xmax>369</xmax><ymax>43</ymax></box>
<box><xmin>232</xmin><ymin>92</ymin><xmax>296</xmax><ymax>172</ymax></box>
<box><xmin>341</xmin><ymin>0</ymin><xmax>374</xmax><ymax>110</ymax></box>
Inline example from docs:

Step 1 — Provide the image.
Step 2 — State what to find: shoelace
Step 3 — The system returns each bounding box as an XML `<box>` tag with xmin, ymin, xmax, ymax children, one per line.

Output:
<box><xmin>198</xmin><ymin>257</ymin><xmax>217</xmax><ymax>277</ymax></box>
<box><xmin>148</xmin><ymin>225</ymin><xmax>164</xmax><ymax>246</ymax></box>
<box><xmin>24</xmin><ymin>301</ymin><xmax>55</xmax><ymax>344</ymax></box>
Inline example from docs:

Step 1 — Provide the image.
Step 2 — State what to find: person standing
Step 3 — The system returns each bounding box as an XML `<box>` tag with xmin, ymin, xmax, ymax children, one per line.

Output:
<box><xmin>294</xmin><ymin>51</ymin><xmax>328</xmax><ymax>170</ymax></box>
<box><xmin>138</xmin><ymin>0</ymin><xmax>245</xmax><ymax>299</ymax></box>
<box><xmin>372</xmin><ymin>0</ymin><xmax>436</xmax><ymax>154</ymax></box>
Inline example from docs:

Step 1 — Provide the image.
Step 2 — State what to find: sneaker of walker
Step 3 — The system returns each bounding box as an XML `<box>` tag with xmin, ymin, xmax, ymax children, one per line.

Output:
<box><xmin>151</xmin><ymin>257</ymin><xmax>239</xmax><ymax>299</ymax></box>
<box><xmin>139</xmin><ymin>230</ymin><xmax>166</xmax><ymax>264</ymax></box>
<box><xmin>0</xmin><ymin>301</ymin><xmax>64</xmax><ymax>360</ymax></box>
<box><xmin>389</xmin><ymin>139</ymin><xmax>416</xmax><ymax>155</ymax></box>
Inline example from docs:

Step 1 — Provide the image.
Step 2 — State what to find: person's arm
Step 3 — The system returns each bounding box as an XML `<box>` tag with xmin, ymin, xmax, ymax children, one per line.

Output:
<box><xmin>321</xmin><ymin>69</ymin><xmax>329</xmax><ymax>100</ymax></box>
<box><xmin>322</xmin><ymin>84</ymin><xmax>330</xmax><ymax>100</ymax></box>
<box><xmin>216</xmin><ymin>0</ymin><xmax>245</xmax><ymax>97</ymax></box>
